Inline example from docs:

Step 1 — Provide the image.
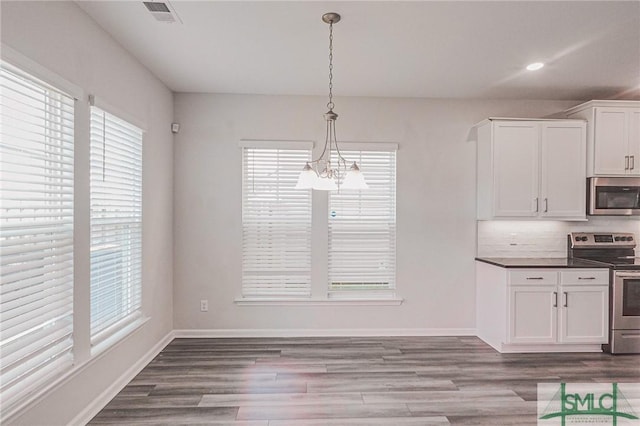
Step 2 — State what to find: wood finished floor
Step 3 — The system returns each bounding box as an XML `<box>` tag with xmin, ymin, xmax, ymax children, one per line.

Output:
<box><xmin>89</xmin><ymin>337</ymin><xmax>640</xmax><ymax>425</ymax></box>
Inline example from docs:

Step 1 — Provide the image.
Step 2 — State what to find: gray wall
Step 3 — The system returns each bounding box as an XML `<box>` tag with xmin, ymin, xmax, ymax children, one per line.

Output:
<box><xmin>1</xmin><ymin>2</ymin><xmax>174</xmax><ymax>424</ymax></box>
<box><xmin>173</xmin><ymin>93</ymin><xmax>577</xmax><ymax>332</ymax></box>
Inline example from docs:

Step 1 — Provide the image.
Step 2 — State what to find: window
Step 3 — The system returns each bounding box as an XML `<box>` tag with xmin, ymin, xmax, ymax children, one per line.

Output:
<box><xmin>328</xmin><ymin>148</ymin><xmax>397</xmax><ymax>298</ymax></box>
<box><xmin>241</xmin><ymin>141</ymin><xmax>312</xmax><ymax>298</ymax></box>
<box><xmin>0</xmin><ymin>63</ymin><xmax>75</xmax><ymax>409</ymax></box>
<box><xmin>89</xmin><ymin>105</ymin><xmax>143</xmax><ymax>347</ymax></box>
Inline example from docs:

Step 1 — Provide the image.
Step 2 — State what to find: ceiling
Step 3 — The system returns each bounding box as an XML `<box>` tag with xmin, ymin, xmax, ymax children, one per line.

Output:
<box><xmin>77</xmin><ymin>1</ymin><xmax>640</xmax><ymax>100</ymax></box>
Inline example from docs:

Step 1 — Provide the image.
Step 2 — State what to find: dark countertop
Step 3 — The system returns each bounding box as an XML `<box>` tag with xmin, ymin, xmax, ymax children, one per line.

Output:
<box><xmin>475</xmin><ymin>257</ymin><xmax>608</xmax><ymax>269</ymax></box>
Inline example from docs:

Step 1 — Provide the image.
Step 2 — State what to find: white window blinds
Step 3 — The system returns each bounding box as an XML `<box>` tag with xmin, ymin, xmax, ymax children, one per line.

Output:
<box><xmin>0</xmin><ymin>63</ymin><xmax>75</xmax><ymax>409</ymax></box>
<box><xmin>90</xmin><ymin>106</ymin><xmax>142</xmax><ymax>346</ymax></box>
<box><xmin>242</xmin><ymin>144</ymin><xmax>312</xmax><ymax>298</ymax></box>
<box><xmin>328</xmin><ymin>149</ymin><xmax>397</xmax><ymax>297</ymax></box>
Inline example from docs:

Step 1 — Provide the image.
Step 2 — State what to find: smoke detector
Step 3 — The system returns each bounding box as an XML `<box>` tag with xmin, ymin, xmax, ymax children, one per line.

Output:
<box><xmin>143</xmin><ymin>1</ymin><xmax>182</xmax><ymax>24</ymax></box>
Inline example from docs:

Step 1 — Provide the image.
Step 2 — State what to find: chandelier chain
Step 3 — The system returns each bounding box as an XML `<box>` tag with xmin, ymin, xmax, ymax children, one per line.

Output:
<box><xmin>327</xmin><ymin>20</ymin><xmax>334</xmax><ymax>110</ymax></box>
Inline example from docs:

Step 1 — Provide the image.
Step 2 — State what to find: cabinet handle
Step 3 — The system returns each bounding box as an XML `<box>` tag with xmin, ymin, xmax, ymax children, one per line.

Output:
<box><xmin>534</xmin><ymin>198</ymin><xmax>539</xmax><ymax>212</ymax></box>
<box><xmin>625</xmin><ymin>156</ymin><xmax>630</xmax><ymax>170</ymax></box>
<box><xmin>563</xmin><ymin>292</ymin><xmax>568</xmax><ymax>307</ymax></box>
<box><xmin>631</xmin><ymin>156</ymin><xmax>635</xmax><ymax>170</ymax></box>
<box><xmin>553</xmin><ymin>291</ymin><xmax>558</xmax><ymax>308</ymax></box>
<box><xmin>578</xmin><ymin>277</ymin><xmax>596</xmax><ymax>280</ymax></box>
<box><xmin>526</xmin><ymin>277</ymin><xmax>544</xmax><ymax>280</ymax></box>
<box><xmin>544</xmin><ymin>198</ymin><xmax>548</xmax><ymax>213</ymax></box>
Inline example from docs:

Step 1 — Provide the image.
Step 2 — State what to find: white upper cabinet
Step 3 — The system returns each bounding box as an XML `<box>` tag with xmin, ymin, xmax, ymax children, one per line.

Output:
<box><xmin>594</xmin><ymin>108</ymin><xmax>629</xmax><ymax>175</ymax></box>
<box><xmin>492</xmin><ymin>121</ymin><xmax>539</xmax><ymax>217</ymax></box>
<box><xmin>630</xmin><ymin>109</ymin><xmax>640</xmax><ymax>173</ymax></box>
<box><xmin>540</xmin><ymin>122</ymin><xmax>587</xmax><ymax>218</ymax></box>
<box><xmin>476</xmin><ymin>118</ymin><xmax>586</xmax><ymax>220</ymax></box>
<box><xmin>566</xmin><ymin>100</ymin><xmax>640</xmax><ymax>176</ymax></box>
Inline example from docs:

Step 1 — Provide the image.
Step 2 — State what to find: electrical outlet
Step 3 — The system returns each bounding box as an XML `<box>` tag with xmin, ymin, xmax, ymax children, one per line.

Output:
<box><xmin>200</xmin><ymin>299</ymin><xmax>208</xmax><ymax>312</ymax></box>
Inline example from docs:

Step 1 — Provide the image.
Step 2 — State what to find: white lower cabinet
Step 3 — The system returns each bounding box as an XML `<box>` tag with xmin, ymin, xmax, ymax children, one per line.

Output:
<box><xmin>508</xmin><ymin>283</ymin><xmax>609</xmax><ymax>345</ymax></box>
<box><xmin>509</xmin><ymin>286</ymin><xmax>557</xmax><ymax>344</ymax></box>
<box><xmin>476</xmin><ymin>262</ymin><xmax>609</xmax><ymax>353</ymax></box>
<box><xmin>559</xmin><ymin>285</ymin><xmax>609</xmax><ymax>343</ymax></box>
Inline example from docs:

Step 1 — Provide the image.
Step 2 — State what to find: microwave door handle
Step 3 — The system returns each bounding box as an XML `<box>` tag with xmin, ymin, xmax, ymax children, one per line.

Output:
<box><xmin>617</xmin><ymin>271</ymin><xmax>640</xmax><ymax>279</ymax></box>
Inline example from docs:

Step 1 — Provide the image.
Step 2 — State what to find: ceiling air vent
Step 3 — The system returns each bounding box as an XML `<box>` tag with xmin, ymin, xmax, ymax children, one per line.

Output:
<box><xmin>143</xmin><ymin>1</ymin><xmax>181</xmax><ymax>23</ymax></box>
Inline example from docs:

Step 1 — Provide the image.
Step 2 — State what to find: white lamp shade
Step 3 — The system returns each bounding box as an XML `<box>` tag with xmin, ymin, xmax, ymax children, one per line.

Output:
<box><xmin>341</xmin><ymin>163</ymin><xmax>368</xmax><ymax>189</ymax></box>
<box><xmin>295</xmin><ymin>164</ymin><xmax>318</xmax><ymax>189</ymax></box>
<box><xmin>313</xmin><ymin>176</ymin><xmax>338</xmax><ymax>190</ymax></box>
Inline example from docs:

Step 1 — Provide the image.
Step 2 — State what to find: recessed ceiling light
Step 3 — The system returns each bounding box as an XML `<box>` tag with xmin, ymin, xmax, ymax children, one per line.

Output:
<box><xmin>526</xmin><ymin>62</ymin><xmax>545</xmax><ymax>71</ymax></box>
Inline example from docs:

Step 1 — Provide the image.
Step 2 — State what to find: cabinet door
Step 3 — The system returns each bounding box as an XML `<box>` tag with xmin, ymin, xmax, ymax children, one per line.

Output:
<box><xmin>508</xmin><ymin>286</ymin><xmax>557</xmax><ymax>344</ymax></box>
<box><xmin>559</xmin><ymin>285</ymin><xmax>609</xmax><ymax>344</ymax></box>
<box><xmin>629</xmin><ymin>109</ymin><xmax>640</xmax><ymax>176</ymax></box>
<box><xmin>540</xmin><ymin>122</ymin><xmax>586</xmax><ymax>218</ymax></box>
<box><xmin>594</xmin><ymin>108</ymin><xmax>629</xmax><ymax>175</ymax></box>
<box><xmin>492</xmin><ymin>122</ymin><xmax>539</xmax><ymax>217</ymax></box>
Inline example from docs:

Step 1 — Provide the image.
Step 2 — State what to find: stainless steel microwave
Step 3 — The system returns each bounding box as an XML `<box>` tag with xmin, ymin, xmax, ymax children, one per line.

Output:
<box><xmin>588</xmin><ymin>177</ymin><xmax>640</xmax><ymax>216</ymax></box>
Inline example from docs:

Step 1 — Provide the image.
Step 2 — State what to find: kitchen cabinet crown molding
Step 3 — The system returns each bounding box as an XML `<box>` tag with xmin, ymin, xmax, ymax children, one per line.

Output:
<box><xmin>473</xmin><ymin>117</ymin><xmax>585</xmax><ymax>128</ymax></box>
<box><xmin>564</xmin><ymin>100</ymin><xmax>640</xmax><ymax>116</ymax></box>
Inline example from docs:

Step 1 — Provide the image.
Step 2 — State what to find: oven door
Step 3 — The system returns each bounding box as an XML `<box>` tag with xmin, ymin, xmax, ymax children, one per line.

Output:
<box><xmin>589</xmin><ymin>177</ymin><xmax>640</xmax><ymax>216</ymax></box>
<box><xmin>612</xmin><ymin>271</ymin><xmax>640</xmax><ymax>330</ymax></box>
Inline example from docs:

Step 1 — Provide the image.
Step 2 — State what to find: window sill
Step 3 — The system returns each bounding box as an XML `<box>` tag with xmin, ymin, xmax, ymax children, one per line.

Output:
<box><xmin>234</xmin><ymin>297</ymin><xmax>404</xmax><ymax>306</ymax></box>
<box><xmin>91</xmin><ymin>315</ymin><xmax>149</xmax><ymax>357</ymax></box>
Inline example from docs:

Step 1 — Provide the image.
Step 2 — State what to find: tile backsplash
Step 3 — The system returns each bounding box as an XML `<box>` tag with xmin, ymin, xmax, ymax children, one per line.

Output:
<box><xmin>477</xmin><ymin>218</ymin><xmax>640</xmax><ymax>258</ymax></box>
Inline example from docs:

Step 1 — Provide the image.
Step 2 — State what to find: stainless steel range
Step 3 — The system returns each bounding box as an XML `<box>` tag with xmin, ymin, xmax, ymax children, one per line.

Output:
<box><xmin>568</xmin><ymin>232</ymin><xmax>640</xmax><ymax>354</ymax></box>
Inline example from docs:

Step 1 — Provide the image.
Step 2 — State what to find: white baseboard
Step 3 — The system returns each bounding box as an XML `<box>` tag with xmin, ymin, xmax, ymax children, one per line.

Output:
<box><xmin>173</xmin><ymin>328</ymin><xmax>477</xmax><ymax>338</ymax></box>
<box><xmin>68</xmin><ymin>330</ymin><xmax>175</xmax><ymax>426</ymax></box>
<box><xmin>499</xmin><ymin>343</ymin><xmax>604</xmax><ymax>353</ymax></box>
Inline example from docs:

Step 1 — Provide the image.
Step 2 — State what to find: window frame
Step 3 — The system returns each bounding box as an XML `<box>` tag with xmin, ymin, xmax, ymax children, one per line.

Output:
<box><xmin>88</xmin><ymin>101</ymin><xmax>144</xmax><ymax>352</ymax></box>
<box><xmin>236</xmin><ymin>141</ymin><xmax>401</xmax><ymax>306</ymax></box>
<box><xmin>0</xmin><ymin>45</ymin><xmax>151</xmax><ymax>424</ymax></box>
<box><xmin>0</xmin><ymin>56</ymin><xmax>79</xmax><ymax>417</ymax></box>
<box><xmin>328</xmin><ymin>145</ymin><xmax>398</xmax><ymax>300</ymax></box>
<box><xmin>239</xmin><ymin>140</ymin><xmax>314</xmax><ymax>300</ymax></box>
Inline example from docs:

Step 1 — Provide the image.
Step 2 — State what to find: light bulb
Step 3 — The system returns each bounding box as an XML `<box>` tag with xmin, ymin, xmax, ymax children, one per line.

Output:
<box><xmin>526</xmin><ymin>62</ymin><xmax>544</xmax><ymax>71</ymax></box>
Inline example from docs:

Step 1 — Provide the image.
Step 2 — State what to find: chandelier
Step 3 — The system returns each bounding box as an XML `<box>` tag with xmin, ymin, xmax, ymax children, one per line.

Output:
<box><xmin>296</xmin><ymin>12</ymin><xmax>368</xmax><ymax>191</ymax></box>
